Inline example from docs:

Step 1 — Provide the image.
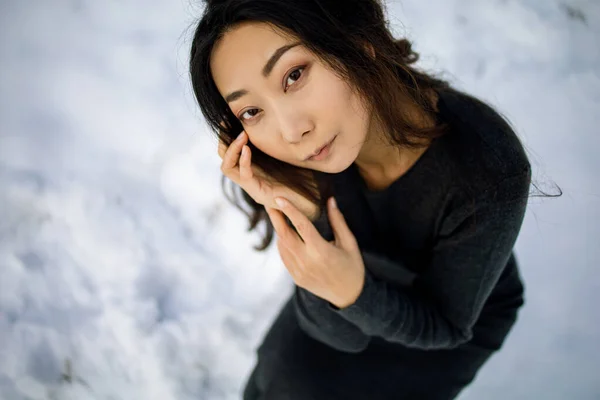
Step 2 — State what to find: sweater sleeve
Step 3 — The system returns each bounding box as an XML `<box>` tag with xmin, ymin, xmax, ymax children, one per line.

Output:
<box><xmin>292</xmin><ymin>284</ymin><xmax>371</xmax><ymax>353</ymax></box>
<box><xmin>325</xmin><ymin>169</ymin><xmax>531</xmax><ymax>350</ymax></box>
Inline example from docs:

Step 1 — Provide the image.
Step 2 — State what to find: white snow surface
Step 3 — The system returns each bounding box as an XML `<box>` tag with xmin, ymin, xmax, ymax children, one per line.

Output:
<box><xmin>0</xmin><ymin>0</ymin><xmax>598</xmax><ymax>399</ymax></box>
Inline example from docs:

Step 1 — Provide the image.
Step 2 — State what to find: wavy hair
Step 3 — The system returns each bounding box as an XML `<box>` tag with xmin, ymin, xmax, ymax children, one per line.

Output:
<box><xmin>189</xmin><ymin>0</ymin><xmax>455</xmax><ymax>250</ymax></box>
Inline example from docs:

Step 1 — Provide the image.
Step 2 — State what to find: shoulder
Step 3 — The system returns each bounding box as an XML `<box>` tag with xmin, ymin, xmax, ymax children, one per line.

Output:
<box><xmin>434</xmin><ymin>87</ymin><xmax>531</xmax><ymax>199</ymax></box>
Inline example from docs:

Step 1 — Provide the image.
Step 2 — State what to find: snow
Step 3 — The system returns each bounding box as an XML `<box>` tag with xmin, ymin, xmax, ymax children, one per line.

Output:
<box><xmin>1</xmin><ymin>0</ymin><xmax>598</xmax><ymax>399</ymax></box>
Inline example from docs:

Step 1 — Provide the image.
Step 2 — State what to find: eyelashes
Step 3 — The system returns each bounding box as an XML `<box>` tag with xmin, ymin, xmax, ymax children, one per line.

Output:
<box><xmin>240</xmin><ymin>108</ymin><xmax>259</xmax><ymax>121</ymax></box>
<box><xmin>238</xmin><ymin>65</ymin><xmax>307</xmax><ymax>123</ymax></box>
<box><xmin>284</xmin><ymin>66</ymin><xmax>305</xmax><ymax>92</ymax></box>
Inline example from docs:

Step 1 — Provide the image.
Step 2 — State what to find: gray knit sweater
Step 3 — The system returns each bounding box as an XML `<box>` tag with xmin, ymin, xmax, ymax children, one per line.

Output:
<box><xmin>292</xmin><ymin>87</ymin><xmax>531</xmax><ymax>354</ymax></box>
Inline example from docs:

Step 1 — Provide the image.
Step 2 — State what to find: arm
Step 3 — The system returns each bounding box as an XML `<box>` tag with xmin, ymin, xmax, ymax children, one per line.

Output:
<box><xmin>286</xmin><ymin>208</ymin><xmax>376</xmax><ymax>353</ymax></box>
<box><xmin>292</xmin><ymin>283</ymin><xmax>371</xmax><ymax>353</ymax></box>
<box><xmin>292</xmin><ymin>248</ymin><xmax>419</xmax><ymax>353</ymax></box>
<box><xmin>326</xmin><ymin>169</ymin><xmax>531</xmax><ymax>349</ymax></box>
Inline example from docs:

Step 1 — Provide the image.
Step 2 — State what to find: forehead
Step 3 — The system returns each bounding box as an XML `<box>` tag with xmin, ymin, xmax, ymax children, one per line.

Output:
<box><xmin>210</xmin><ymin>22</ymin><xmax>300</xmax><ymax>93</ymax></box>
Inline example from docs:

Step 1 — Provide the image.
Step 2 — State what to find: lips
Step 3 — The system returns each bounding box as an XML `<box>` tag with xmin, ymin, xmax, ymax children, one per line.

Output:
<box><xmin>305</xmin><ymin>136</ymin><xmax>336</xmax><ymax>161</ymax></box>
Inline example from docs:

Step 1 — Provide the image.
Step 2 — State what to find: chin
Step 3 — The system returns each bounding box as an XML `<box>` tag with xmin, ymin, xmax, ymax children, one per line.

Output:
<box><xmin>310</xmin><ymin>156</ymin><xmax>355</xmax><ymax>174</ymax></box>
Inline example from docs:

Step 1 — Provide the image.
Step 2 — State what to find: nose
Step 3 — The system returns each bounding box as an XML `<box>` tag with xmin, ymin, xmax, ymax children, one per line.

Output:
<box><xmin>272</xmin><ymin>103</ymin><xmax>313</xmax><ymax>144</ymax></box>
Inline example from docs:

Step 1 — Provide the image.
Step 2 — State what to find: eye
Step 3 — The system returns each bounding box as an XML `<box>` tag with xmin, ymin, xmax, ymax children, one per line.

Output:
<box><xmin>284</xmin><ymin>66</ymin><xmax>305</xmax><ymax>92</ymax></box>
<box><xmin>238</xmin><ymin>65</ymin><xmax>307</xmax><ymax>123</ymax></box>
<box><xmin>239</xmin><ymin>108</ymin><xmax>260</xmax><ymax>122</ymax></box>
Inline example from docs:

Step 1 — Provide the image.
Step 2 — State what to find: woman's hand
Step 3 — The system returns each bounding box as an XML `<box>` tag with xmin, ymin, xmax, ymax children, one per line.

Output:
<box><xmin>218</xmin><ymin>130</ymin><xmax>321</xmax><ymax>220</ymax></box>
<box><xmin>266</xmin><ymin>196</ymin><xmax>366</xmax><ymax>309</ymax></box>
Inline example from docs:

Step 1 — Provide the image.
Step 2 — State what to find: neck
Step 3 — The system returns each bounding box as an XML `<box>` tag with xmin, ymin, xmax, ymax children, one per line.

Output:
<box><xmin>354</xmin><ymin>89</ymin><xmax>439</xmax><ymax>176</ymax></box>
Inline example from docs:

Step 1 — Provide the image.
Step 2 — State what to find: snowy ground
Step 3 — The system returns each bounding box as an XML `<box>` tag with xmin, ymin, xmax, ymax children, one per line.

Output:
<box><xmin>0</xmin><ymin>0</ymin><xmax>598</xmax><ymax>399</ymax></box>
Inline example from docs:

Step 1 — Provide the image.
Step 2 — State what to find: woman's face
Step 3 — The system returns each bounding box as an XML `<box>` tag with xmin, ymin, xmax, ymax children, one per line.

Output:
<box><xmin>210</xmin><ymin>22</ymin><xmax>371</xmax><ymax>173</ymax></box>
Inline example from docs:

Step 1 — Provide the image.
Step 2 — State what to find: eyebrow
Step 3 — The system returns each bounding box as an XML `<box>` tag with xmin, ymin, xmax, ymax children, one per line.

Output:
<box><xmin>224</xmin><ymin>41</ymin><xmax>301</xmax><ymax>104</ymax></box>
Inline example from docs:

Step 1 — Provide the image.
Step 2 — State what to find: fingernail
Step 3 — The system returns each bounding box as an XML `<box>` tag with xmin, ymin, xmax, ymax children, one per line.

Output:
<box><xmin>275</xmin><ymin>198</ymin><xmax>286</xmax><ymax>208</ymax></box>
<box><xmin>237</xmin><ymin>131</ymin><xmax>245</xmax><ymax>141</ymax></box>
<box><xmin>330</xmin><ymin>197</ymin><xmax>337</xmax><ymax>209</ymax></box>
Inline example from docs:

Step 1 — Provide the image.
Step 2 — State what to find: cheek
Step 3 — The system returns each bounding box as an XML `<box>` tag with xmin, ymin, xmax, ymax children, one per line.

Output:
<box><xmin>248</xmin><ymin>135</ymin><xmax>285</xmax><ymax>159</ymax></box>
<box><xmin>315</xmin><ymin>78</ymin><xmax>348</xmax><ymax>111</ymax></box>
<box><xmin>344</xmin><ymin>87</ymin><xmax>371</xmax><ymax>131</ymax></box>
<box><xmin>248</xmin><ymin>136</ymin><xmax>270</xmax><ymax>154</ymax></box>
<box><xmin>316</xmin><ymin>78</ymin><xmax>362</xmax><ymax>124</ymax></box>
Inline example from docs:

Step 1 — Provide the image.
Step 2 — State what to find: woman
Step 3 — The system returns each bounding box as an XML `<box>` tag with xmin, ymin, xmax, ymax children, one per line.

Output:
<box><xmin>189</xmin><ymin>1</ymin><xmax>535</xmax><ymax>399</ymax></box>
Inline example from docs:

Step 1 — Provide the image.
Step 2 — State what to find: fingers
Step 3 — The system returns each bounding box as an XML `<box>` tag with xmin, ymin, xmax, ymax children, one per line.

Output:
<box><xmin>274</xmin><ymin>197</ymin><xmax>320</xmax><ymax>248</ymax></box>
<box><xmin>327</xmin><ymin>196</ymin><xmax>358</xmax><ymax>250</ymax></box>
<box><xmin>266</xmin><ymin>207</ymin><xmax>303</xmax><ymax>253</ymax></box>
<box><xmin>239</xmin><ymin>143</ymin><xmax>254</xmax><ymax>181</ymax></box>
<box><xmin>218</xmin><ymin>130</ymin><xmax>270</xmax><ymax>206</ymax></box>
<box><xmin>220</xmin><ymin>131</ymin><xmax>246</xmax><ymax>173</ymax></box>
<box><xmin>219</xmin><ymin>131</ymin><xmax>262</xmax><ymax>197</ymax></box>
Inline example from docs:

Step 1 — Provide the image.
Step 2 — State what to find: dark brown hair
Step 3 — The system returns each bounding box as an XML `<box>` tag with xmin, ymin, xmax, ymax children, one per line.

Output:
<box><xmin>189</xmin><ymin>0</ymin><xmax>455</xmax><ymax>250</ymax></box>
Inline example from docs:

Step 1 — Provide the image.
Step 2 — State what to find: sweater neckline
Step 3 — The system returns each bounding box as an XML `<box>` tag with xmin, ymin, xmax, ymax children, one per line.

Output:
<box><xmin>351</xmin><ymin>90</ymin><xmax>450</xmax><ymax>198</ymax></box>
